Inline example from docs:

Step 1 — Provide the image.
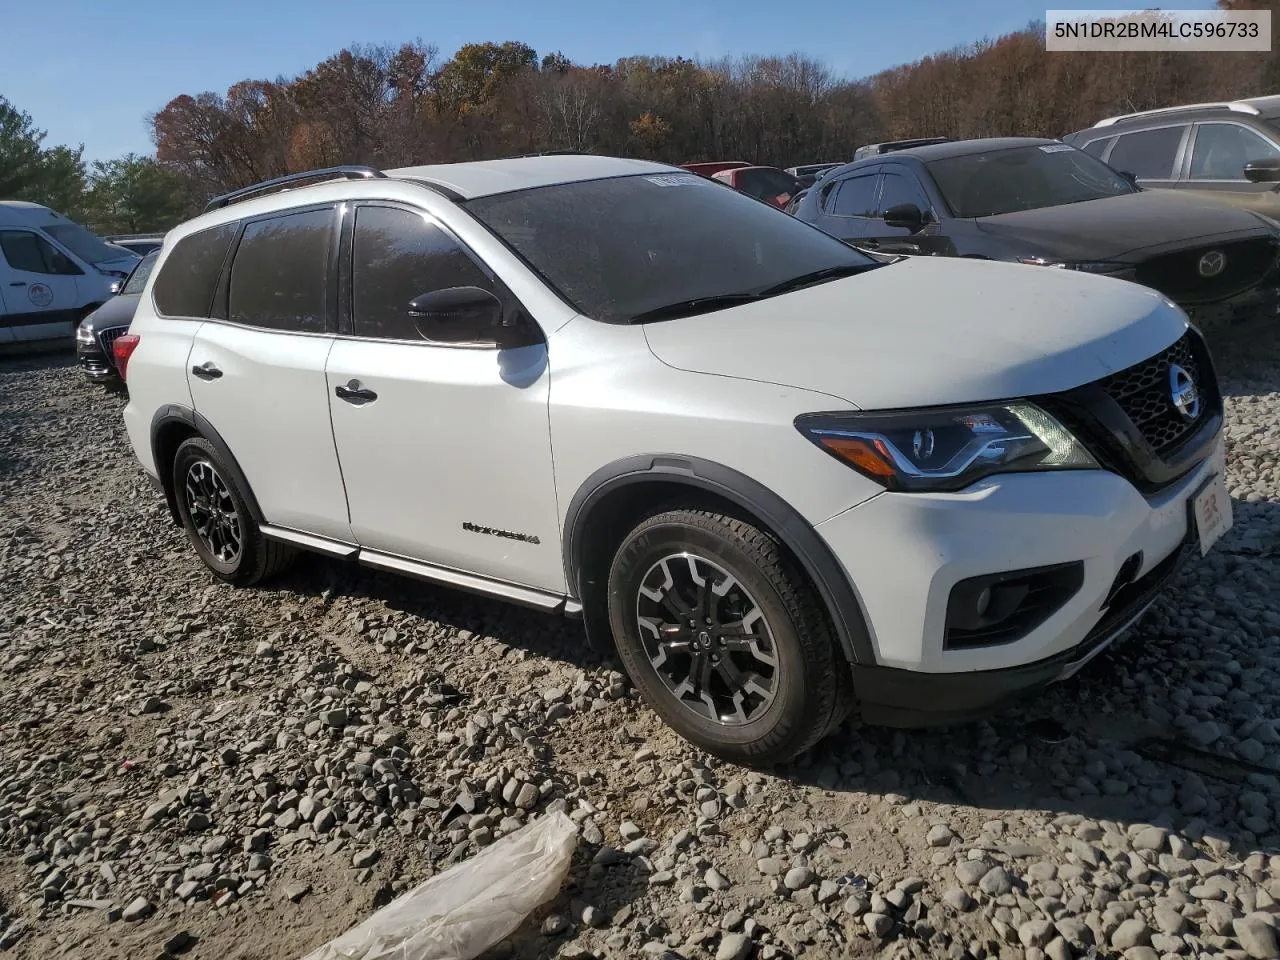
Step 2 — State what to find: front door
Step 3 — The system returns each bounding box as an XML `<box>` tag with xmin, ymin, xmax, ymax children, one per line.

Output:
<box><xmin>186</xmin><ymin>205</ymin><xmax>351</xmax><ymax>541</ymax></box>
<box><xmin>0</xmin><ymin>229</ymin><xmax>83</xmax><ymax>342</ymax></box>
<box><xmin>860</xmin><ymin>170</ymin><xmax>955</xmax><ymax>258</ymax></box>
<box><xmin>325</xmin><ymin>203</ymin><xmax>563</xmax><ymax>592</ymax></box>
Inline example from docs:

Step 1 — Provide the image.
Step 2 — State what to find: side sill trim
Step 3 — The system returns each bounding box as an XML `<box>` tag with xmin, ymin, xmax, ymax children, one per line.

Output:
<box><xmin>357</xmin><ymin>549</ymin><xmax>567</xmax><ymax>613</ymax></box>
<box><xmin>260</xmin><ymin>524</ymin><xmax>359</xmax><ymax>559</ymax></box>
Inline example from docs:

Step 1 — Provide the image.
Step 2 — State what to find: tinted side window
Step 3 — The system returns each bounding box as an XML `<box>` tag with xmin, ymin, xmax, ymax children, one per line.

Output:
<box><xmin>0</xmin><ymin>230</ymin><xmax>80</xmax><ymax>275</ymax></box>
<box><xmin>830</xmin><ymin>175</ymin><xmax>878</xmax><ymax>217</ymax></box>
<box><xmin>153</xmin><ymin>223</ymin><xmax>239</xmax><ymax>318</ymax></box>
<box><xmin>351</xmin><ymin>206</ymin><xmax>492</xmax><ymax>342</ymax></box>
<box><xmin>1190</xmin><ymin>123</ymin><xmax>1280</xmax><ymax>180</ymax></box>
<box><xmin>1081</xmin><ymin>138</ymin><xmax>1111</xmax><ymax>158</ymax></box>
<box><xmin>1106</xmin><ymin>126</ymin><xmax>1184</xmax><ymax>179</ymax></box>
<box><xmin>876</xmin><ymin>172</ymin><xmax>930</xmax><ymax>216</ymax></box>
<box><xmin>228</xmin><ymin>208</ymin><xmax>332</xmax><ymax>333</ymax></box>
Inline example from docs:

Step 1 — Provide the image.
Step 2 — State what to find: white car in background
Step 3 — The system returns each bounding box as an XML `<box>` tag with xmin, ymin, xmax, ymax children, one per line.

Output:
<box><xmin>116</xmin><ymin>157</ymin><xmax>1229</xmax><ymax>764</ymax></box>
<box><xmin>0</xmin><ymin>201</ymin><xmax>139</xmax><ymax>346</ymax></box>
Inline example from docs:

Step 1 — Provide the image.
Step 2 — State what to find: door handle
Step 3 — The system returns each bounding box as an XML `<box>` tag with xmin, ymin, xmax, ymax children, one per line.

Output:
<box><xmin>334</xmin><ymin>379</ymin><xmax>377</xmax><ymax>404</ymax></box>
<box><xmin>8</xmin><ymin>281</ymin><xmax>25</xmax><ymax>287</ymax></box>
<box><xmin>191</xmin><ymin>362</ymin><xmax>223</xmax><ymax>381</ymax></box>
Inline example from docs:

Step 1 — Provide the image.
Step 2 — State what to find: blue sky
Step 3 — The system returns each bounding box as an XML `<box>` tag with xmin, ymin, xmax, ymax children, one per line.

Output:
<box><xmin>0</xmin><ymin>0</ymin><xmax>1226</xmax><ymax>163</ymax></box>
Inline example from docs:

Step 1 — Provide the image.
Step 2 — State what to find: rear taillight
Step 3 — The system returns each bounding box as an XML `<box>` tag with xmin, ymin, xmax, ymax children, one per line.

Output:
<box><xmin>113</xmin><ymin>334</ymin><xmax>140</xmax><ymax>380</ymax></box>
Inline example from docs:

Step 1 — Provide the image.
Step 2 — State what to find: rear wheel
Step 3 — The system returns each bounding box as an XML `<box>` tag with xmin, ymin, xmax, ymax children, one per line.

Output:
<box><xmin>172</xmin><ymin>437</ymin><xmax>294</xmax><ymax>586</ymax></box>
<box><xmin>607</xmin><ymin>508</ymin><xmax>851</xmax><ymax>765</ymax></box>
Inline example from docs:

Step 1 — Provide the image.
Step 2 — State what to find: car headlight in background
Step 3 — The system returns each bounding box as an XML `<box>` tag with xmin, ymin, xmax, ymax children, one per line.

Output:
<box><xmin>796</xmin><ymin>403</ymin><xmax>1096</xmax><ymax>492</ymax></box>
<box><xmin>75</xmin><ymin>323</ymin><xmax>94</xmax><ymax>344</ymax></box>
<box><xmin>1017</xmin><ymin>257</ymin><xmax>1127</xmax><ymax>274</ymax></box>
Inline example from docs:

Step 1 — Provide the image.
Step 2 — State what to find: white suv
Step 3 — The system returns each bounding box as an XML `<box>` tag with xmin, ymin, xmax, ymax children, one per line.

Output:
<box><xmin>117</xmin><ymin>156</ymin><xmax>1231</xmax><ymax>764</ymax></box>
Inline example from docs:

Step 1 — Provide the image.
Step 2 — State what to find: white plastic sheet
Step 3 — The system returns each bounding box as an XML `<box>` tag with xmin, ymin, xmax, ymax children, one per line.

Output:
<box><xmin>299</xmin><ymin>811</ymin><xmax>579</xmax><ymax>960</ymax></box>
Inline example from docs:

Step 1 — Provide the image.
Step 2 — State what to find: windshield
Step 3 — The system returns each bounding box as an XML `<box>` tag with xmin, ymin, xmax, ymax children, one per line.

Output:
<box><xmin>121</xmin><ymin>250</ymin><xmax>159</xmax><ymax>295</ymax></box>
<box><xmin>43</xmin><ymin>222</ymin><xmax>133</xmax><ymax>265</ymax></box>
<box><xmin>464</xmin><ymin>173</ymin><xmax>873</xmax><ymax>323</ymax></box>
<box><xmin>927</xmin><ymin>144</ymin><xmax>1137</xmax><ymax>219</ymax></box>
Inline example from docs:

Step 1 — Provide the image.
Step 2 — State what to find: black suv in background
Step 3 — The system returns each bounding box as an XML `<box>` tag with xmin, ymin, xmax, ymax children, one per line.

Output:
<box><xmin>793</xmin><ymin>137</ymin><xmax>1280</xmax><ymax>328</ymax></box>
<box><xmin>1063</xmin><ymin>96</ymin><xmax>1280</xmax><ymax>219</ymax></box>
<box><xmin>75</xmin><ymin>250</ymin><xmax>157</xmax><ymax>383</ymax></box>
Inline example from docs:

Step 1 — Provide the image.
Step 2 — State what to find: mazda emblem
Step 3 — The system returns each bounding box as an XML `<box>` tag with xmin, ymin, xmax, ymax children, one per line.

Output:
<box><xmin>1197</xmin><ymin>250</ymin><xmax>1226</xmax><ymax>278</ymax></box>
<box><xmin>1168</xmin><ymin>363</ymin><xmax>1201</xmax><ymax>421</ymax></box>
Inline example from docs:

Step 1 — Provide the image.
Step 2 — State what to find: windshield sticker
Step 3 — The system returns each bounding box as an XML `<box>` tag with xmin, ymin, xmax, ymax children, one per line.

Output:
<box><xmin>645</xmin><ymin>174</ymin><xmax>703</xmax><ymax>187</ymax></box>
<box><xmin>1039</xmin><ymin>143</ymin><xmax>1074</xmax><ymax>153</ymax></box>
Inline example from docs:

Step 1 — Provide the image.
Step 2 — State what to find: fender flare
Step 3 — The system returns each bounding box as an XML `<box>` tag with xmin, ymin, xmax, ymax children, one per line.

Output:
<box><xmin>561</xmin><ymin>454</ymin><xmax>877</xmax><ymax>666</ymax></box>
<box><xmin>149</xmin><ymin>404</ymin><xmax>265</xmax><ymax>527</ymax></box>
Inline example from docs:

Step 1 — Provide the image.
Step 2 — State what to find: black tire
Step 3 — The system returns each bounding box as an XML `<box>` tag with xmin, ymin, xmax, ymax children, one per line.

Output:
<box><xmin>172</xmin><ymin>437</ymin><xmax>294</xmax><ymax>586</ymax></box>
<box><xmin>607</xmin><ymin>509</ymin><xmax>852</xmax><ymax>765</ymax></box>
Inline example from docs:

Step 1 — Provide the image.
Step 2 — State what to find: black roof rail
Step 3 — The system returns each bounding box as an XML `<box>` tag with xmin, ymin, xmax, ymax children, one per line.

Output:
<box><xmin>203</xmin><ymin>165</ymin><xmax>387</xmax><ymax>213</ymax></box>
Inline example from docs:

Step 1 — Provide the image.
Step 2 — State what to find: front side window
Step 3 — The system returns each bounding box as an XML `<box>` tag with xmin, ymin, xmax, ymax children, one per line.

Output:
<box><xmin>1190</xmin><ymin>123</ymin><xmax>1280</xmax><ymax>180</ymax></box>
<box><xmin>121</xmin><ymin>250</ymin><xmax>159</xmax><ymax>295</ymax></box>
<box><xmin>352</xmin><ymin>205</ymin><xmax>492</xmax><ymax>341</ymax></box>
<box><xmin>829</xmin><ymin>175</ymin><xmax>879</xmax><ymax>217</ymax></box>
<box><xmin>876</xmin><ymin>172</ymin><xmax>930</xmax><ymax>216</ymax></box>
<box><xmin>1106</xmin><ymin>126</ymin><xmax>1185</xmax><ymax>179</ymax></box>
<box><xmin>0</xmin><ymin>230</ymin><xmax>80</xmax><ymax>275</ymax></box>
<box><xmin>43</xmin><ymin>222</ymin><xmax>127</xmax><ymax>264</ymax></box>
<box><xmin>464</xmin><ymin>172</ymin><xmax>875</xmax><ymax>324</ymax></box>
<box><xmin>927</xmin><ymin>144</ymin><xmax>1137</xmax><ymax>218</ymax></box>
<box><xmin>228</xmin><ymin>207</ymin><xmax>333</xmax><ymax>333</ymax></box>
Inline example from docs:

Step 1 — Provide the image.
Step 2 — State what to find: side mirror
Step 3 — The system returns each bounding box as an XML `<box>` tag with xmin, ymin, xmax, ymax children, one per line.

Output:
<box><xmin>883</xmin><ymin>202</ymin><xmax>925</xmax><ymax>232</ymax></box>
<box><xmin>1118</xmin><ymin>170</ymin><xmax>1139</xmax><ymax>186</ymax></box>
<box><xmin>1244</xmin><ymin>157</ymin><xmax>1280</xmax><ymax>183</ymax></box>
<box><xmin>109</xmin><ymin>280</ymin><xmax>123</xmax><ymax>296</ymax></box>
<box><xmin>407</xmin><ymin>286</ymin><xmax>502</xmax><ymax>341</ymax></box>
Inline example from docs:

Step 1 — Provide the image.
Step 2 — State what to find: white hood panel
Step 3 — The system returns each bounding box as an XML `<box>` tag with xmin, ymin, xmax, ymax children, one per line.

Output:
<box><xmin>643</xmin><ymin>257</ymin><xmax>1187</xmax><ymax>410</ymax></box>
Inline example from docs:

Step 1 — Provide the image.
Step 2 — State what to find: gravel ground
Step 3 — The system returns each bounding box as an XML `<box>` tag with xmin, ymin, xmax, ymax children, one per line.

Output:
<box><xmin>0</xmin><ymin>322</ymin><xmax>1278</xmax><ymax>960</ymax></box>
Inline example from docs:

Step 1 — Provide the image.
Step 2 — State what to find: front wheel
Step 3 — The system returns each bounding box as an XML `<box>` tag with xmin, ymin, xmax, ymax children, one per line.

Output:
<box><xmin>172</xmin><ymin>437</ymin><xmax>294</xmax><ymax>586</ymax></box>
<box><xmin>607</xmin><ymin>509</ymin><xmax>851</xmax><ymax>765</ymax></box>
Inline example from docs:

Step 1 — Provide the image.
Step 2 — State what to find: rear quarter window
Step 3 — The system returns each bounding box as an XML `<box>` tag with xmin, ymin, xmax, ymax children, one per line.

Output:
<box><xmin>153</xmin><ymin>223</ymin><xmax>240</xmax><ymax>319</ymax></box>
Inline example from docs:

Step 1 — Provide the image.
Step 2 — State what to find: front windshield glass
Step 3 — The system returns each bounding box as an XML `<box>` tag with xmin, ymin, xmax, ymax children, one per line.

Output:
<box><xmin>464</xmin><ymin>172</ymin><xmax>874</xmax><ymax>323</ymax></box>
<box><xmin>121</xmin><ymin>251</ymin><xmax>159</xmax><ymax>295</ymax></box>
<box><xmin>927</xmin><ymin>144</ymin><xmax>1137</xmax><ymax>219</ymax></box>
<box><xmin>44</xmin><ymin>222</ymin><xmax>132</xmax><ymax>264</ymax></box>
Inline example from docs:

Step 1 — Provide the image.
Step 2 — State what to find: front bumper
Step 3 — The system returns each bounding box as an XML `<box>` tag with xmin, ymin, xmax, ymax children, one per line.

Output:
<box><xmin>76</xmin><ymin>341</ymin><xmax>119</xmax><ymax>381</ymax></box>
<box><xmin>817</xmin><ymin>436</ymin><xmax>1224</xmax><ymax>725</ymax></box>
<box><xmin>1181</xmin><ymin>279</ymin><xmax>1280</xmax><ymax>329</ymax></box>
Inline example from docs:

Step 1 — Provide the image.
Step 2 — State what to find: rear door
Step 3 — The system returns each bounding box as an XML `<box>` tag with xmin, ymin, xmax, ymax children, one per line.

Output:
<box><xmin>186</xmin><ymin>204</ymin><xmax>351</xmax><ymax>542</ymax></box>
<box><xmin>0</xmin><ymin>229</ymin><xmax>83</xmax><ymax>343</ymax></box>
<box><xmin>1101</xmin><ymin>123</ymin><xmax>1188</xmax><ymax>189</ymax></box>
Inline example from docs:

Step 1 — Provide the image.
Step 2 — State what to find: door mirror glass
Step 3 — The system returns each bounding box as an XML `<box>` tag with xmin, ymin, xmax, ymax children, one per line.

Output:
<box><xmin>408</xmin><ymin>286</ymin><xmax>503</xmax><ymax>341</ymax></box>
<box><xmin>882</xmin><ymin>202</ymin><xmax>924</xmax><ymax>231</ymax></box>
<box><xmin>1244</xmin><ymin>156</ymin><xmax>1280</xmax><ymax>182</ymax></box>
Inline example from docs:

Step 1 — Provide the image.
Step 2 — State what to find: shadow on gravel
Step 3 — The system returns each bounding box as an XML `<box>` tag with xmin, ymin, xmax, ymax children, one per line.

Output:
<box><xmin>778</xmin><ymin>494</ymin><xmax>1280</xmax><ymax>867</ymax></box>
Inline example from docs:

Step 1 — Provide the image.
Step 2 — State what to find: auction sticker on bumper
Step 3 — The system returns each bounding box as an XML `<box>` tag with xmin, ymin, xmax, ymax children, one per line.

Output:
<box><xmin>1193</xmin><ymin>473</ymin><xmax>1233</xmax><ymax>555</ymax></box>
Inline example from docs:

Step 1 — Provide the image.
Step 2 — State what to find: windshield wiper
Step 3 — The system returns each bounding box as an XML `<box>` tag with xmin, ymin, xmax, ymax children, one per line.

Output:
<box><xmin>754</xmin><ymin>263</ymin><xmax>877</xmax><ymax>298</ymax></box>
<box><xmin>628</xmin><ymin>293</ymin><xmax>761</xmax><ymax>324</ymax></box>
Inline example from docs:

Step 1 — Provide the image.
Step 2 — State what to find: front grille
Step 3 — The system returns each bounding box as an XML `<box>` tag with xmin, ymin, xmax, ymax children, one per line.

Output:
<box><xmin>97</xmin><ymin>326</ymin><xmax>129</xmax><ymax>370</ymax></box>
<box><xmin>1135</xmin><ymin>238</ymin><xmax>1279</xmax><ymax>305</ymax></box>
<box><xmin>1098</xmin><ymin>332</ymin><xmax>1203</xmax><ymax>456</ymax></box>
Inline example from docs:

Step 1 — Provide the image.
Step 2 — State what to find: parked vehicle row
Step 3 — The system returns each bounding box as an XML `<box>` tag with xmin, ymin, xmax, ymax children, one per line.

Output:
<box><xmin>111</xmin><ymin>156</ymin><xmax>1230</xmax><ymax>764</ymax></box>
<box><xmin>790</xmin><ymin>136</ymin><xmax>1280</xmax><ymax>329</ymax></box>
<box><xmin>0</xmin><ymin>201</ymin><xmax>139</xmax><ymax>346</ymax></box>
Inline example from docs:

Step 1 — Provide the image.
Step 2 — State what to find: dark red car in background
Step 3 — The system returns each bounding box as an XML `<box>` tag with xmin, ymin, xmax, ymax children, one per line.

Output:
<box><xmin>678</xmin><ymin>161</ymin><xmax>800</xmax><ymax>208</ymax></box>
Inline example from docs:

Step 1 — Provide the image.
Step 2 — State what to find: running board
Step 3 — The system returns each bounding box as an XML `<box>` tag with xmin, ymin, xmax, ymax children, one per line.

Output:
<box><xmin>358</xmin><ymin>550</ymin><xmax>567</xmax><ymax>612</ymax></box>
<box><xmin>260</xmin><ymin>524</ymin><xmax>359</xmax><ymax>559</ymax></box>
<box><xmin>259</xmin><ymin>525</ymin><xmax>572</xmax><ymax>613</ymax></box>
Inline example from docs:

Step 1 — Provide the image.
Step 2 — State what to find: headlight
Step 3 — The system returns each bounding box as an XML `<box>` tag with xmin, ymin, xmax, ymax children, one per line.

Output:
<box><xmin>1018</xmin><ymin>257</ymin><xmax>1126</xmax><ymax>274</ymax></box>
<box><xmin>75</xmin><ymin>323</ymin><xmax>94</xmax><ymax>344</ymax></box>
<box><xmin>796</xmin><ymin>402</ymin><xmax>1097</xmax><ymax>492</ymax></box>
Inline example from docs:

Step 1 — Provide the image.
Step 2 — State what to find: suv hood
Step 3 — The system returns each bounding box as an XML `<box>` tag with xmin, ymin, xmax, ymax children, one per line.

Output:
<box><xmin>642</xmin><ymin>257</ymin><xmax>1187</xmax><ymax>409</ymax></box>
<box><xmin>974</xmin><ymin>191</ymin><xmax>1270</xmax><ymax>261</ymax></box>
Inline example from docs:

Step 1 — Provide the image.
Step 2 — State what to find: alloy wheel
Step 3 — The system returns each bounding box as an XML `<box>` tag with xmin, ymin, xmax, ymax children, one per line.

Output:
<box><xmin>183</xmin><ymin>460</ymin><xmax>242</xmax><ymax>565</ymax></box>
<box><xmin>634</xmin><ymin>552</ymin><xmax>779</xmax><ymax>725</ymax></box>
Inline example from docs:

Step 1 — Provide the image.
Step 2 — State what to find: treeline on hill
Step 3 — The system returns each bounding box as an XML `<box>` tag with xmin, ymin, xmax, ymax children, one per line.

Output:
<box><xmin>3</xmin><ymin>7</ymin><xmax>1280</xmax><ymax>234</ymax></box>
